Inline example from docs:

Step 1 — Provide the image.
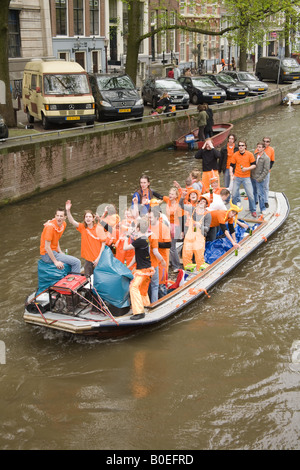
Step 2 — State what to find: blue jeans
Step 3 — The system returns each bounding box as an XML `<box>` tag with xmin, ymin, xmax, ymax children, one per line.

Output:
<box><xmin>264</xmin><ymin>172</ymin><xmax>270</xmax><ymax>204</ymax></box>
<box><xmin>224</xmin><ymin>168</ymin><xmax>231</xmax><ymax>189</ymax></box>
<box><xmin>41</xmin><ymin>251</ymin><xmax>81</xmax><ymax>274</ymax></box>
<box><xmin>251</xmin><ymin>179</ymin><xmax>266</xmax><ymax>213</ymax></box>
<box><xmin>232</xmin><ymin>177</ymin><xmax>256</xmax><ymax>213</ymax></box>
<box><xmin>149</xmin><ymin>266</ymin><xmax>159</xmax><ymax>303</ymax></box>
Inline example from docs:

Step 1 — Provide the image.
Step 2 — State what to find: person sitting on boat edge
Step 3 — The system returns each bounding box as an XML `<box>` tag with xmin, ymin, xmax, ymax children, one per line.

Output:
<box><xmin>123</xmin><ymin>218</ymin><xmax>155</xmax><ymax>320</ymax></box>
<box><xmin>132</xmin><ymin>174</ymin><xmax>163</xmax><ymax>217</ymax></box>
<box><xmin>206</xmin><ymin>201</ymin><xmax>243</xmax><ymax>249</ymax></box>
<box><xmin>40</xmin><ymin>208</ymin><xmax>81</xmax><ymax>274</ymax></box>
<box><xmin>65</xmin><ymin>200</ymin><xmax>107</xmax><ymax>277</ymax></box>
<box><xmin>194</xmin><ymin>139</ymin><xmax>221</xmax><ymax>193</ymax></box>
<box><xmin>182</xmin><ymin>195</ymin><xmax>212</xmax><ymax>272</ymax></box>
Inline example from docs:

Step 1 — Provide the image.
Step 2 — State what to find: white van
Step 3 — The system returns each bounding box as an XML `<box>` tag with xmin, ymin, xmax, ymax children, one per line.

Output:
<box><xmin>22</xmin><ymin>59</ymin><xmax>95</xmax><ymax>129</ymax></box>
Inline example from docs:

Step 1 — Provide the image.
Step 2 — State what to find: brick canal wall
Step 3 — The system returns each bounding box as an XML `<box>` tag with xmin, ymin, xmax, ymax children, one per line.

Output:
<box><xmin>0</xmin><ymin>85</ymin><xmax>291</xmax><ymax>206</ymax></box>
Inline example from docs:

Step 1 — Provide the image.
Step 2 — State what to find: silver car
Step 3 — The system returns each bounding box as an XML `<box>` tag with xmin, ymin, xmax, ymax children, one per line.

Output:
<box><xmin>221</xmin><ymin>71</ymin><xmax>268</xmax><ymax>95</ymax></box>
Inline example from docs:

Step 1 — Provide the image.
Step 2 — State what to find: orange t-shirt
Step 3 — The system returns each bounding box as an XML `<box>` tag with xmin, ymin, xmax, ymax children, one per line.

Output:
<box><xmin>209</xmin><ymin>210</ymin><xmax>234</xmax><ymax>228</ymax></box>
<box><xmin>149</xmin><ymin>233</ymin><xmax>159</xmax><ymax>268</ymax></box>
<box><xmin>150</xmin><ymin>220</ymin><xmax>171</xmax><ymax>245</ymax></box>
<box><xmin>226</xmin><ymin>144</ymin><xmax>235</xmax><ymax>169</ymax></box>
<box><xmin>264</xmin><ymin>146</ymin><xmax>275</xmax><ymax>163</ymax></box>
<box><xmin>40</xmin><ymin>219</ymin><xmax>66</xmax><ymax>255</ymax></box>
<box><xmin>163</xmin><ymin>196</ymin><xmax>184</xmax><ymax>226</ymax></box>
<box><xmin>231</xmin><ymin>150</ymin><xmax>256</xmax><ymax>178</ymax></box>
<box><xmin>77</xmin><ymin>223</ymin><xmax>107</xmax><ymax>262</ymax></box>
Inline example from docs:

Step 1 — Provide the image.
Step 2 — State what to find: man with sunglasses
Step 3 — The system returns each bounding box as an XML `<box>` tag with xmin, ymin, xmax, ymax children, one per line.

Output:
<box><xmin>262</xmin><ymin>137</ymin><xmax>275</xmax><ymax>208</ymax></box>
<box><xmin>230</xmin><ymin>141</ymin><xmax>257</xmax><ymax>218</ymax></box>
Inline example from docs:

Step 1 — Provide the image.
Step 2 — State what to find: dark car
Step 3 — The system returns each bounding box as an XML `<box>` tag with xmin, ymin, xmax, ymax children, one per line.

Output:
<box><xmin>221</xmin><ymin>71</ymin><xmax>268</xmax><ymax>95</ymax></box>
<box><xmin>0</xmin><ymin>114</ymin><xmax>9</xmax><ymax>139</ymax></box>
<box><xmin>178</xmin><ymin>76</ymin><xmax>227</xmax><ymax>105</ymax></box>
<box><xmin>141</xmin><ymin>78</ymin><xmax>190</xmax><ymax>109</ymax></box>
<box><xmin>88</xmin><ymin>73</ymin><xmax>144</xmax><ymax>121</ymax></box>
<box><xmin>204</xmin><ymin>73</ymin><xmax>249</xmax><ymax>100</ymax></box>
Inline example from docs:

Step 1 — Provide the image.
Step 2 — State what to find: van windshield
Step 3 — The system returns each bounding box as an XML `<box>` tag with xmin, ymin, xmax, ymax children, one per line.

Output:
<box><xmin>282</xmin><ymin>59</ymin><xmax>299</xmax><ymax>67</ymax></box>
<box><xmin>96</xmin><ymin>76</ymin><xmax>135</xmax><ymax>90</ymax></box>
<box><xmin>44</xmin><ymin>74</ymin><xmax>90</xmax><ymax>95</ymax></box>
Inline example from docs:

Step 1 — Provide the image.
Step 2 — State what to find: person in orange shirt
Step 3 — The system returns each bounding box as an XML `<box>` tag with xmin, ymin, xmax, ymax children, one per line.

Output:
<box><xmin>230</xmin><ymin>140</ymin><xmax>257</xmax><ymax>217</ymax></box>
<box><xmin>149</xmin><ymin>207</ymin><xmax>171</xmax><ymax>298</ymax></box>
<box><xmin>220</xmin><ymin>134</ymin><xmax>238</xmax><ymax>188</ymax></box>
<box><xmin>115</xmin><ymin>207</ymin><xmax>136</xmax><ymax>270</ymax></box>
<box><xmin>65</xmin><ymin>200</ymin><xmax>107</xmax><ymax>277</ymax></box>
<box><xmin>40</xmin><ymin>207</ymin><xmax>81</xmax><ymax>273</ymax></box>
<box><xmin>163</xmin><ymin>187</ymin><xmax>184</xmax><ymax>273</ymax></box>
<box><xmin>262</xmin><ymin>136</ymin><xmax>275</xmax><ymax>208</ymax></box>
<box><xmin>207</xmin><ymin>201</ymin><xmax>243</xmax><ymax>248</ymax></box>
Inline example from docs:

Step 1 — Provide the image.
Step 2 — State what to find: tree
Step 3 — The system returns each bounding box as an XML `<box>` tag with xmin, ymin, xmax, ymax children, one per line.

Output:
<box><xmin>0</xmin><ymin>0</ymin><xmax>15</xmax><ymax>126</ymax></box>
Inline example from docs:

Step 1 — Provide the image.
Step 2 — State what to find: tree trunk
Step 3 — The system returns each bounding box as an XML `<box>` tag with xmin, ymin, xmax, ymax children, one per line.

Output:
<box><xmin>125</xmin><ymin>0</ymin><xmax>142</xmax><ymax>85</ymax></box>
<box><xmin>284</xmin><ymin>12</ymin><xmax>291</xmax><ymax>57</ymax></box>
<box><xmin>238</xmin><ymin>24</ymin><xmax>248</xmax><ymax>71</ymax></box>
<box><xmin>0</xmin><ymin>1</ymin><xmax>16</xmax><ymax>126</ymax></box>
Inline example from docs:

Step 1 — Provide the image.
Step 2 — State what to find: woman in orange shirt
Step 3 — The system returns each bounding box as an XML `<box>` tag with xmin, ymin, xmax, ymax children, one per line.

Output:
<box><xmin>65</xmin><ymin>200</ymin><xmax>107</xmax><ymax>277</ymax></box>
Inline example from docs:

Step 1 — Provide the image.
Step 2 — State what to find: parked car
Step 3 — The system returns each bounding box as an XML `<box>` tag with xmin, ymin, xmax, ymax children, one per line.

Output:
<box><xmin>88</xmin><ymin>73</ymin><xmax>144</xmax><ymax>121</ymax></box>
<box><xmin>204</xmin><ymin>73</ymin><xmax>249</xmax><ymax>100</ymax></box>
<box><xmin>0</xmin><ymin>114</ymin><xmax>9</xmax><ymax>139</ymax></box>
<box><xmin>178</xmin><ymin>76</ymin><xmax>227</xmax><ymax>105</ymax></box>
<box><xmin>256</xmin><ymin>56</ymin><xmax>300</xmax><ymax>83</ymax></box>
<box><xmin>221</xmin><ymin>71</ymin><xmax>268</xmax><ymax>95</ymax></box>
<box><xmin>141</xmin><ymin>78</ymin><xmax>190</xmax><ymax>109</ymax></box>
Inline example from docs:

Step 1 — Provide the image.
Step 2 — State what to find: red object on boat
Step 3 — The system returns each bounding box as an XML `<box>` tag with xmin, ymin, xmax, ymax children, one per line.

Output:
<box><xmin>51</xmin><ymin>274</ymin><xmax>88</xmax><ymax>295</ymax></box>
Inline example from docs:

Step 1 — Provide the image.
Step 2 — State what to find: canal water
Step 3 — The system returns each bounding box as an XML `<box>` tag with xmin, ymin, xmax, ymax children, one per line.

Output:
<box><xmin>0</xmin><ymin>105</ymin><xmax>299</xmax><ymax>450</ymax></box>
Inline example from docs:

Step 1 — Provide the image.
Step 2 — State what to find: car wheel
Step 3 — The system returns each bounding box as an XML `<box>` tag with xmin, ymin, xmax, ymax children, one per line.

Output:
<box><xmin>183</xmin><ymin>105</ymin><xmax>189</xmax><ymax>109</ymax></box>
<box><xmin>27</xmin><ymin>112</ymin><xmax>34</xmax><ymax>123</ymax></box>
<box><xmin>42</xmin><ymin>113</ymin><xmax>50</xmax><ymax>130</ymax></box>
<box><xmin>191</xmin><ymin>94</ymin><xmax>199</xmax><ymax>105</ymax></box>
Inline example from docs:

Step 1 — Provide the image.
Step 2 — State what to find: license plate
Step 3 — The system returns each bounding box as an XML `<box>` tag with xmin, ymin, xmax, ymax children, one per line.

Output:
<box><xmin>294</xmin><ymin>76</ymin><xmax>299</xmax><ymax>79</ymax></box>
<box><xmin>172</xmin><ymin>100</ymin><xmax>181</xmax><ymax>103</ymax></box>
<box><xmin>213</xmin><ymin>96</ymin><xmax>221</xmax><ymax>99</ymax></box>
<box><xmin>258</xmin><ymin>88</ymin><xmax>264</xmax><ymax>91</ymax></box>
<box><xmin>118</xmin><ymin>108</ymin><xmax>131</xmax><ymax>113</ymax></box>
<box><xmin>66</xmin><ymin>116</ymin><xmax>80</xmax><ymax>120</ymax></box>
<box><xmin>238</xmin><ymin>92</ymin><xmax>245</xmax><ymax>95</ymax></box>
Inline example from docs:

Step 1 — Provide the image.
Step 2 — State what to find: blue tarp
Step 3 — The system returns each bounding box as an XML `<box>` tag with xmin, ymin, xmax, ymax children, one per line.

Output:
<box><xmin>93</xmin><ymin>246</ymin><xmax>133</xmax><ymax>308</ymax></box>
<box><xmin>37</xmin><ymin>259</ymin><xmax>71</xmax><ymax>295</ymax></box>
<box><xmin>205</xmin><ymin>223</ymin><xmax>249</xmax><ymax>265</ymax></box>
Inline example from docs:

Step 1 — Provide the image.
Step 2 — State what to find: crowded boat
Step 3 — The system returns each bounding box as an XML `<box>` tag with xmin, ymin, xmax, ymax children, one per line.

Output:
<box><xmin>24</xmin><ymin>134</ymin><xmax>289</xmax><ymax>337</ymax></box>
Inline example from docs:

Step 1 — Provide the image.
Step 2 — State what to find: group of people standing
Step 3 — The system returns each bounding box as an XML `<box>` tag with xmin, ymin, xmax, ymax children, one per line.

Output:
<box><xmin>195</xmin><ymin>132</ymin><xmax>275</xmax><ymax>218</ymax></box>
<box><xmin>39</xmin><ymin>134</ymin><xmax>274</xmax><ymax>320</ymax></box>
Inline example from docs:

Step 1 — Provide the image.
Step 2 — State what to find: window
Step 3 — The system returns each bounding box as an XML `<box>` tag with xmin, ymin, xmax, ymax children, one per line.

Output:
<box><xmin>8</xmin><ymin>10</ymin><xmax>21</xmax><ymax>57</ymax></box>
<box><xmin>55</xmin><ymin>0</ymin><xmax>67</xmax><ymax>35</ymax></box>
<box><xmin>90</xmin><ymin>0</ymin><xmax>99</xmax><ymax>35</ymax></box>
<box><xmin>74</xmin><ymin>0</ymin><xmax>84</xmax><ymax>36</ymax></box>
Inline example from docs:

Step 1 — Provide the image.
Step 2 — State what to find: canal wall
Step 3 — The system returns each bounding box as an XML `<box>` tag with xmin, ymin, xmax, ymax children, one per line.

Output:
<box><xmin>0</xmin><ymin>84</ymin><xmax>293</xmax><ymax>206</ymax></box>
